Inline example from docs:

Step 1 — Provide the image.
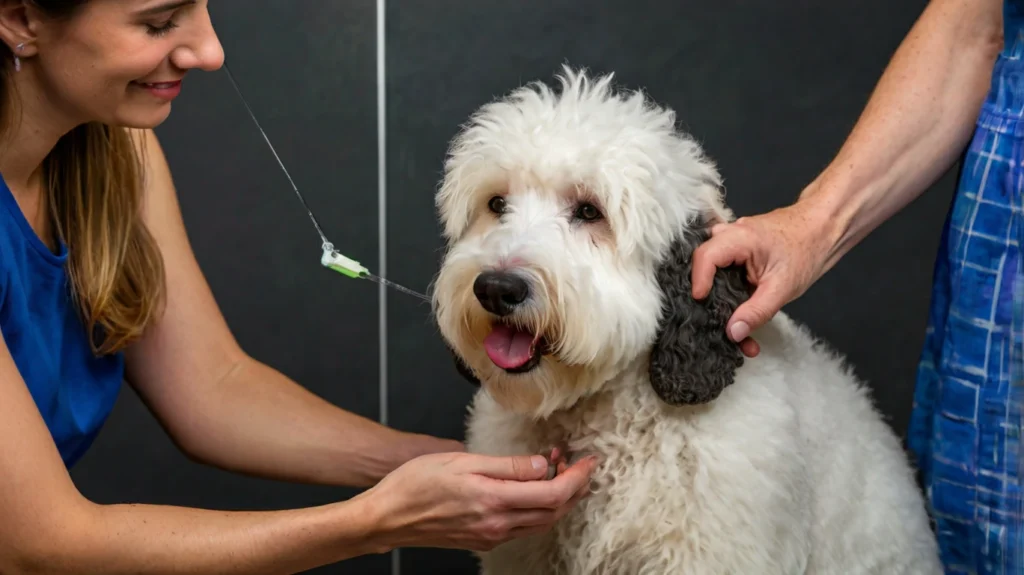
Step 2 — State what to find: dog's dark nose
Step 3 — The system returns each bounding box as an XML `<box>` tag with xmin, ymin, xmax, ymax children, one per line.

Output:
<box><xmin>473</xmin><ymin>271</ymin><xmax>530</xmax><ymax>316</ymax></box>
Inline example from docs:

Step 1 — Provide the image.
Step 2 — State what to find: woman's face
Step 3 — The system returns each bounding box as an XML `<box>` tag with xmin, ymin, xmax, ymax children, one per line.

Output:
<box><xmin>5</xmin><ymin>0</ymin><xmax>225</xmax><ymax>129</ymax></box>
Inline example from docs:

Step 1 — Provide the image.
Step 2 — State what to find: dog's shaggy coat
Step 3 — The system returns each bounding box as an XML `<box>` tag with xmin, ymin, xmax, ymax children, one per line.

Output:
<box><xmin>431</xmin><ymin>66</ymin><xmax>943</xmax><ymax>575</ymax></box>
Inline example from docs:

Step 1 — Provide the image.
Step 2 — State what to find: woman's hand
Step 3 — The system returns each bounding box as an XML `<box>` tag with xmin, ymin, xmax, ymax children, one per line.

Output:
<box><xmin>363</xmin><ymin>451</ymin><xmax>599</xmax><ymax>552</ymax></box>
<box><xmin>690</xmin><ymin>203</ymin><xmax>834</xmax><ymax>358</ymax></box>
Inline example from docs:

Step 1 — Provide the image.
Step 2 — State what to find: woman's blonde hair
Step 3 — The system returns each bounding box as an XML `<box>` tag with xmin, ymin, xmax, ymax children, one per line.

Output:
<box><xmin>2</xmin><ymin>1</ymin><xmax>166</xmax><ymax>356</ymax></box>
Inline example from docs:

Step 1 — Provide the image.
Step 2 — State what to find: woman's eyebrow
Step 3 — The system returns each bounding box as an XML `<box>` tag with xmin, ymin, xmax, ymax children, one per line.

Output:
<box><xmin>134</xmin><ymin>0</ymin><xmax>196</xmax><ymax>17</ymax></box>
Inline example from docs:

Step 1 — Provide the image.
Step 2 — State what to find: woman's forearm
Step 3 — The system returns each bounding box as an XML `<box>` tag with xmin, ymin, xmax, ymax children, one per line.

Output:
<box><xmin>169</xmin><ymin>357</ymin><xmax>462</xmax><ymax>488</ymax></box>
<box><xmin>798</xmin><ymin>0</ymin><xmax>1003</xmax><ymax>270</ymax></box>
<box><xmin>11</xmin><ymin>495</ymin><xmax>385</xmax><ymax>575</ymax></box>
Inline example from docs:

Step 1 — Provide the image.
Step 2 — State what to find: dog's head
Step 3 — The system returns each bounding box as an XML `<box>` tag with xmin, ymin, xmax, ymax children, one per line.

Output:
<box><xmin>432</xmin><ymin>66</ymin><xmax>750</xmax><ymax>417</ymax></box>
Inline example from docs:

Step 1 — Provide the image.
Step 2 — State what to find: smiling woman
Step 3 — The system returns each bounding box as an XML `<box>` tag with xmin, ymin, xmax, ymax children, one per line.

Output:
<box><xmin>3</xmin><ymin>0</ymin><xmax>220</xmax><ymax>366</ymax></box>
<box><xmin>0</xmin><ymin>1</ymin><xmax>597</xmax><ymax>573</ymax></box>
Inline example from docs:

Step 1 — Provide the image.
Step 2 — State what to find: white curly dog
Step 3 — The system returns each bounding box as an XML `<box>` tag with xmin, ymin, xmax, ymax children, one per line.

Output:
<box><xmin>431</xmin><ymin>66</ymin><xmax>942</xmax><ymax>575</ymax></box>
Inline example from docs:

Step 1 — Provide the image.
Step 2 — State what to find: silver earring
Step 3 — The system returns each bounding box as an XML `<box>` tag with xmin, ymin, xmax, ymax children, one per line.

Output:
<box><xmin>13</xmin><ymin>43</ymin><xmax>23</xmax><ymax>72</ymax></box>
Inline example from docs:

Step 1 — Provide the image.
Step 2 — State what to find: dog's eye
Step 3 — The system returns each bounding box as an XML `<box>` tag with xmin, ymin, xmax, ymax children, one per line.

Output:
<box><xmin>488</xmin><ymin>195</ymin><xmax>507</xmax><ymax>214</ymax></box>
<box><xmin>574</xmin><ymin>202</ymin><xmax>602</xmax><ymax>222</ymax></box>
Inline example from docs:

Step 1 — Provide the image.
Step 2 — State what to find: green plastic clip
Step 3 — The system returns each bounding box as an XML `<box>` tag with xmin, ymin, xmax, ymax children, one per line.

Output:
<box><xmin>321</xmin><ymin>245</ymin><xmax>368</xmax><ymax>279</ymax></box>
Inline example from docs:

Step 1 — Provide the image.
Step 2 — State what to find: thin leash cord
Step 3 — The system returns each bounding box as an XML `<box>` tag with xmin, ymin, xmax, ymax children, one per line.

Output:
<box><xmin>221</xmin><ymin>64</ymin><xmax>430</xmax><ymax>303</ymax></box>
<box><xmin>221</xmin><ymin>63</ymin><xmax>333</xmax><ymax>253</ymax></box>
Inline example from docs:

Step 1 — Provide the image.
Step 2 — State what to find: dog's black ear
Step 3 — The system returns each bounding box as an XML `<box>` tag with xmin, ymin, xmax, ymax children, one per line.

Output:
<box><xmin>446</xmin><ymin>343</ymin><xmax>481</xmax><ymax>387</ymax></box>
<box><xmin>648</xmin><ymin>225</ymin><xmax>750</xmax><ymax>406</ymax></box>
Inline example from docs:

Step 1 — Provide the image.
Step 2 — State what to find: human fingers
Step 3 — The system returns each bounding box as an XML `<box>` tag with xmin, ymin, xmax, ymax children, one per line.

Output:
<box><xmin>457</xmin><ymin>504</ymin><xmax>570</xmax><ymax>552</ymax></box>
<box><xmin>690</xmin><ymin>231</ymin><xmax>750</xmax><ymax>300</ymax></box>
<box><xmin>543</xmin><ymin>454</ymin><xmax>597</xmax><ymax>499</ymax></box>
<box><xmin>561</xmin><ymin>477</ymin><xmax>591</xmax><ymax>509</ymax></box>
<box><xmin>505</xmin><ymin>485</ymin><xmax>590</xmax><ymax>540</ymax></box>
<box><xmin>725</xmin><ymin>279</ymin><xmax>790</xmax><ymax>343</ymax></box>
<box><xmin>555</xmin><ymin>459</ymin><xmax>570</xmax><ymax>476</ymax></box>
<box><xmin>510</xmin><ymin>485</ymin><xmax>589</xmax><ymax>528</ymax></box>
<box><xmin>545</xmin><ymin>445</ymin><xmax>575</xmax><ymax>476</ymax></box>
<box><xmin>460</xmin><ymin>488</ymin><xmax>588</xmax><ymax>553</ymax></box>
<box><xmin>496</xmin><ymin>455</ymin><xmax>598</xmax><ymax>509</ymax></box>
<box><xmin>739</xmin><ymin>337</ymin><xmax>761</xmax><ymax>358</ymax></box>
<box><xmin>463</xmin><ymin>475</ymin><xmax>593</xmax><ymax>552</ymax></box>
<box><xmin>542</xmin><ymin>465</ymin><xmax>592</xmax><ymax>502</ymax></box>
<box><xmin>460</xmin><ymin>453</ymin><xmax>551</xmax><ymax>482</ymax></box>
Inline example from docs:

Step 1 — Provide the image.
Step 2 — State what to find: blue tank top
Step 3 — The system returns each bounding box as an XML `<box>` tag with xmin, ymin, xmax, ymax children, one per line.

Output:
<box><xmin>0</xmin><ymin>172</ymin><xmax>124</xmax><ymax>468</ymax></box>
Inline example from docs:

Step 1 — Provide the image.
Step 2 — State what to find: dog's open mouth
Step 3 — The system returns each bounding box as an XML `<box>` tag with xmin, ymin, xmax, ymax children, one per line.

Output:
<box><xmin>484</xmin><ymin>322</ymin><xmax>547</xmax><ymax>374</ymax></box>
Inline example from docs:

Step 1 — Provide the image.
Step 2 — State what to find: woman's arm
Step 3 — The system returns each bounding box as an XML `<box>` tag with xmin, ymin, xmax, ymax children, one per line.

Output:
<box><xmin>691</xmin><ymin>0</ymin><xmax>1005</xmax><ymax>347</ymax></box>
<box><xmin>0</xmin><ymin>327</ymin><xmax>596</xmax><ymax>574</ymax></box>
<box><xmin>123</xmin><ymin>128</ymin><xmax>459</xmax><ymax>488</ymax></box>
<box><xmin>0</xmin><ymin>328</ymin><xmax>385</xmax><ymax>575</ymax></box>
<box><xmin>800</xmin><ymin>0</ymin><xmax>1005</xmax><ymax>269</ymax></box>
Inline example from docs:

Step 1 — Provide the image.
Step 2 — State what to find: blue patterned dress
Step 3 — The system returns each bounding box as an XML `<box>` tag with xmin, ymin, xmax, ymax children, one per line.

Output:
<box><xmin>908</xmin><ymin>1</ymin><xmax>1024</xmax><ymax>572</ymax></box>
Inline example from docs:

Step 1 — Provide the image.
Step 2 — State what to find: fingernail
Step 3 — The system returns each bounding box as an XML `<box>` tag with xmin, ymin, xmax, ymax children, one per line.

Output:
<box><xmin>531</xmin><ymin>455</ymin><xmax>548</xmax><ymax>471</ymax></box>
<box><xmin>730</xmin><ymin>321</ymin><xmax>749</xmax><ymax>342</ymax></box>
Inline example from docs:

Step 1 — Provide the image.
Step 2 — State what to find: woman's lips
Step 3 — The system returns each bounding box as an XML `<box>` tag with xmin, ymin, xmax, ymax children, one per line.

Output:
<box><xmin>134</xmin><ymin>80</ymin><xmax>182</xmax><ymax>100</ymax></box>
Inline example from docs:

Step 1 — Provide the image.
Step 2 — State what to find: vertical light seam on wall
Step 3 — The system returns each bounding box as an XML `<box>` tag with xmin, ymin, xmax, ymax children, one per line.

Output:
<box><xmin>376</xmin><ymin>0</ymin><xmax>388</xmax><ymax>430</ymax></box>
<box><xmin>376</xmin><ymin>1</ymin><xmax>400</xmax><ymax>574</ymax></box>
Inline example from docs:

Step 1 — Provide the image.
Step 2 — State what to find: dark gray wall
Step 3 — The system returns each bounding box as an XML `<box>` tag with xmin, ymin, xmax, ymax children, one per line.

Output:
<box><xmin>70</xmin><ymin>1</ymin><xmax>954</xmax><ymax>574</ymax></box>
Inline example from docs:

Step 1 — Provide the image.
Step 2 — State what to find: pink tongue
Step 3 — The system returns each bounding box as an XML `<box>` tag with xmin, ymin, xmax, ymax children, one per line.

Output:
<box><xmin>484</xmin><ymin>323</ymin><xmax>536</xmax><ymax>369</ymax></box>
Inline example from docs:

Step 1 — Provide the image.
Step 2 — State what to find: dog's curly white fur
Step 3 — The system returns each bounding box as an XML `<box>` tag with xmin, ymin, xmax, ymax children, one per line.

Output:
<box><xmin>431</xmin><ymin>66</ymin><xmax>942</xmax><ymax>575</ymax></box>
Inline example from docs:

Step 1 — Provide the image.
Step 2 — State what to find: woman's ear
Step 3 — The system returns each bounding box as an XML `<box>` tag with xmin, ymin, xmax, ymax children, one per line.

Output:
<box><xmin>0</xmin><ymin>1</ymin><xmax>42</xmax><ymax>59</ymax></box>
<box><xmin>648</xmin><ymin>225</ymin><xmax>749</xmax><ymax>406</ymax></box>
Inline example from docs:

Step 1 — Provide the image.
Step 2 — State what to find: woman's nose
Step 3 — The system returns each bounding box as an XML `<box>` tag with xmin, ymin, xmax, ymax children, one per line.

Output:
<box><xmin>170</xmin><ymin>12</ymin><xmax>225</xmax><ymax>72</ymax></box>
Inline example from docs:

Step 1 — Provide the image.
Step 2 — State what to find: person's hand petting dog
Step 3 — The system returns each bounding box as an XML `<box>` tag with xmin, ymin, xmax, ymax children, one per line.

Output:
<box><xmin>363</xmin><ymin>450</ymin><xmax>598</xmax><ymax>552</ymax></box>
<box><xmin>690</xmin><ymin>200</ymin><xmax>837</xmax><ymax>358</ymax></box>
